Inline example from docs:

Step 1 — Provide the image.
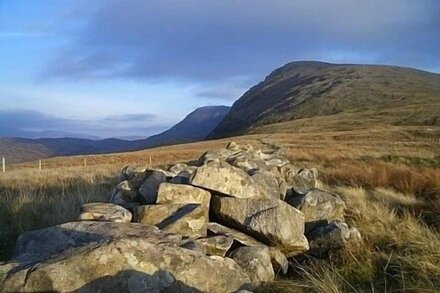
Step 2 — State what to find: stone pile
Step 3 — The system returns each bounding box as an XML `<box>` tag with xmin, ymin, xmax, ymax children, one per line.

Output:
<box><xmin>0</xmin><ymin>142</ymin><xmax>361</xmax><ymax>293</ymax></box>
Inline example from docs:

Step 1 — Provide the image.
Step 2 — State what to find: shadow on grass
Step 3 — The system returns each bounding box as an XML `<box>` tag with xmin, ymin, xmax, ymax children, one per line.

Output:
<box><xmin>0</xmin><ymin>174</ymin><xmax>117</xmax><ymax>261</ymax></box>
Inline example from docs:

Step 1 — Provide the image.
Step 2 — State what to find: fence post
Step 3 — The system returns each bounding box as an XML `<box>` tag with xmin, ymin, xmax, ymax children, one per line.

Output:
<box><xmin>149</xmin><ymin>155</ymin><xmax>152</xmax><ymax>167</ymax></box>
<box><xmin>84</xmin><ymin>158</ymin><xmax>87</xmax><ymax>167</ymax></box>
<box><xmin>39</xmin><ymin>160</ymin><xmax>42</xmax><ymax>171</ymax></box>
<box><xmin>2</xmin><ymin>157</ymin><xmax>5</xmax><ymax>173</ymax></box>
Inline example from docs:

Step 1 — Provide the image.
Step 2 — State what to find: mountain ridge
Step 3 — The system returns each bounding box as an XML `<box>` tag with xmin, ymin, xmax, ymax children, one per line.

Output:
<box><xmin>208</xmin><ymin>61</ymin><xmax>440</xmax><ymax>138</ymax></box>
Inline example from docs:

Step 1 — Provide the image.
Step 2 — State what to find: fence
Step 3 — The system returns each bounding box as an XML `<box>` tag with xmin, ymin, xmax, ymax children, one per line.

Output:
<box><xmin>1</xmin><ymin>154</ymin><xmax>155</xmax><ymax>174</ymax></box>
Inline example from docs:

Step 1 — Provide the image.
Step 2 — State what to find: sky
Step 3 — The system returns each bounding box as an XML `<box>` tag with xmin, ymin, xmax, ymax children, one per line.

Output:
<box><xmin>0</xmin><ymin>0</ymin><xmax>439</xmax><ymax>139</ymax></box>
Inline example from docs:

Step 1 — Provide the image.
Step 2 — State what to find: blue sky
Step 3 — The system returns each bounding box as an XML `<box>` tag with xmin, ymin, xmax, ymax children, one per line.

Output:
<box><xmin>0</xmin><ymin>0</ymin><xmax>439</xmax><ymax>139</ymax></box>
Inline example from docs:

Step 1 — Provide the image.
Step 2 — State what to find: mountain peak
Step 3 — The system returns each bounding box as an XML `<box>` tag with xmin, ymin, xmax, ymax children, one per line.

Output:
<box><xmin>208</xmin><ymin>61</ymin><xmax>440</xmax><ymax>138</ymax></box>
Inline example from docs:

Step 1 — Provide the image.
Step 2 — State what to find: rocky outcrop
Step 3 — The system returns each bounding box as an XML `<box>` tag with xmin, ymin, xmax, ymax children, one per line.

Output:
<box><xmin>1</xmin><ymin>141</ymin><xmax>361</xmax><ymax>292</ymax></box>
<box><xmin>2</xmin><ymin>227</ymin><xmax>251</xmax><ymax>293</ymax></box>
<box><xmin>78</xmin><ymin>202</ymin><xmax>132</xmax><ymax>223</ymax></box>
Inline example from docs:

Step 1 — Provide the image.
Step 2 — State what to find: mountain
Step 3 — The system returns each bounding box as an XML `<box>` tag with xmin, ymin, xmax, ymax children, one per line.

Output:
<box><xmin>208</xmin><ymin>61</ymin><xmax>440</xmax><ymax>138</ymax></box>
<box><xmin>0</xmin><ymin>106</ymin><xmax>229</xmax><ymax>164</ymax></box>
<box><xmin>143</xmin><ymin>106</ymin><xmax>230</xmax><ymax>147</ymax></box>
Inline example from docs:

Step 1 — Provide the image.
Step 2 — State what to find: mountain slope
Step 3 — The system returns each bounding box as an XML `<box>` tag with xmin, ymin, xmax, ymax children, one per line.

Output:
<box><xmin>0</xmin><ymin>106</ymin><xmax>230</xmax><ymax>164</ymax></box>
<box><xmin>143</xmin><ymin>106</ymin><xmax>230</xmax><ymax>147</ymax></box>
<box><xmin>209</xmin><ymin>61</ymin><xmax>440</xmax><ymax>138</ymax></box>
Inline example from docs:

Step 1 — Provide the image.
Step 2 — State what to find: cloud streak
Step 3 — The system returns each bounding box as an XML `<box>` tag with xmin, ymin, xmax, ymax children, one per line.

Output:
<box><xmin>0</xmin><ymin>110</ymin><xmax>170</xmax><ymax>139</ymax></box>
<box><xmin>44</xmin><ymin>0</ymin><xmax>440</xmax><ymax>83</ymax></box>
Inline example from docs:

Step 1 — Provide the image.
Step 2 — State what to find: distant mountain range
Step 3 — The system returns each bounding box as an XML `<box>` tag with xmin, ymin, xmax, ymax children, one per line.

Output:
<box><xmin>209</xmin><ymin>61</ymin><xmax>440</xmax><ymax>138</ymax></box>
<box><xmin>0</xmin><ymin>106</ymin><xmax>230</xmax><ymax>163</ymax></box>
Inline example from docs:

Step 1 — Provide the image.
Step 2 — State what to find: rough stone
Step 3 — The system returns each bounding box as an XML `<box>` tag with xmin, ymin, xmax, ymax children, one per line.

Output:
<box><xmin>119</xmin><ymin>165</ymin><xmax>147</xmax><ymax>184</ymax></box>
<box><xmin>196</xmin><ymin>235</ymin><xmax>234</xmax><ymax>257</ymax></box>
<box><xmin>139</xmin><ymin>170</ymin><xmax>168</xmax><ymax>204</ymax></box>
<box><xmin>2</xmin><ymin>234</ymin><xmax>252</xmax><ymax>293</ymax></box>
<box><xmin>190</xmin><ymin>161</ymin><xmax>266</xmax><ymax>199</ymax></box>
<box><xmin>286</xmin><ymin>189</ymin><xmax>346</xmax><ymax>232</ymax></box>
<box><xmin>307</xmin><ymin>221</ymin><xmax>362</xmax><ymax>258</ymax></box>
<box><xmin>12</xmin><ymin>221</ymin><xmax>182</xmax><ymax>263</ymax></box>
<box><xmin>268</xmin><ymin>247</ymin><xmax>289</xmax><ymax>275</ymax></box>
<box><xmin>207</xmin><ymin>222</ymin><xmax>264</xmax><ymax>247</ymax></box>
<box><xmin>198</xmin><ymin>148</ymin><xmax>236</xmax><ymax>165</ymax></box>
<box><xmin>109</xmin><ymin>180</ymin><xmax>138</xmax><ymax>205</ymax></box>
<box><xmin>133</xmin><ymin>204</ymin><xmax>208</xmax><ymax>238</ymax></box>
<box><xmin>169</xmin><ymin>163</ymin><xmax>197</xmax><ymax>178</ymax></box>
<box><xmin>211</xmin><ymin>196</ymin><xmax>309</xmax><ymax>257</ymax></box>
<box><xmin>157</xmin><ymin>183</ymin><xmax>211</xmax><ymax>212</ymax></box>
<box><xmin>77</xmin><ymin>202</ymin><xmax>132</xmax><ymax>223</ymax></box>
<box><xmin>230</xmin><ymin>246</ymin><xmax>275</xmax><ymax>286</ymax></box>
<box><xmin>286</xmin><ymin>168</ymin><xmax>318</xmax><ymax>194</ymax></box>
<box><xmin>251</xmin><ymin>170</ymin><xmax>282</xmax><ymax>199</ymax></box>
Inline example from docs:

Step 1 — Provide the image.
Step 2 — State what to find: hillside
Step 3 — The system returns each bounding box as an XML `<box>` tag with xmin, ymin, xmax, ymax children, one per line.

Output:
<box><xmin>209</xmin><ymin>61</ymin><xmax>440</xmax><ymax>138</ymax></box>
<box><xmin>143</xmin><ymin>105</ymin><xmax>230</xmax><ymax>147</ymax></box>
<box><xmin>0</xmin><ymin>106</ymin><xmax>229</xmax><ymax>164</ymax></box>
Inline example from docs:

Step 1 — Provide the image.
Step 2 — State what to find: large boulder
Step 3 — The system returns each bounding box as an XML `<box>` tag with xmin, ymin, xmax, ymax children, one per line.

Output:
<box><xmin>230</xmin><ymin>246</ymin><xmax>275</xmax><ymax>286</ymax></box>
<box><xmin>1</xmin><ymin>230</ymin><xmax>252</xmax><ymax>292</ymax></box>
<box><xmin>211</xmin><ymin>196</ymin><xmax>309</xmax><ymax>257</ymax></box>
<box><xmin>190</xmin><ymin>161</ymin><xmax>266</xmax><ymax>199</ymax></box>
<box><xmin>77</xmin><ymin>202</ymin><xmax>132</xmax><ymax>223</ymax></box>
<box><xmin>157</xmin><ymin>183</ymin><xmax>211</xmax><ymax>211</ymax></box>
<box><xmin>286</xmin><ymin>189</ymin><xmax>346</xmax><ymax>232</ymax></box>
<box><xmin>133</xmin><ymin>204</ymin><xmax>208</xmax><ymax>238</ymax></box>
<box><xmin>139</xmin><ymin>170</ymin><xmax>168</xmax><ymax>204</ymax></box>
<box><xmin>196</xmin><ymin>235</ymin><xmax>234</xmax><ymax>257</ymax></box>
<box><xmin>11</xmin><ymin>221</ymin><xmax>182</xmax><ymax>263</ymax></box>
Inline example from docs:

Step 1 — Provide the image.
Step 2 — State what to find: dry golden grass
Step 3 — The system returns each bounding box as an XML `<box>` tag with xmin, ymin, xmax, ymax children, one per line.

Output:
<box><xmin>0</xmin><ymin>123</ymin><xmax>439</xmax><ymax>292</ymax></box>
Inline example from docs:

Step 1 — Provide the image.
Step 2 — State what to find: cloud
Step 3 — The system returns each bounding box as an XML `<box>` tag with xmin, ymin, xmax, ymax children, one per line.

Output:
<box><xmin>43</xmin><ymin>0</ymin><xmax>440</xmax><ymax>83</ymax></box>
<box><xmin>0</xmin><ymin>110</ymin><xmax>169</xmax><ymax>139</ymax></box>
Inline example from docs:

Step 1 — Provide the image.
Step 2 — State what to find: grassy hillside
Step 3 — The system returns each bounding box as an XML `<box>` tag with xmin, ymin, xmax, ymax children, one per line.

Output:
<box><xmin>1</xmin><ymin>123</ymin><xmax>439</xmax><ymax>291</ymax></box>
<box><xmin>210</xmin><ymin>61</ymin><xmax>440</xmax><ymax>138</ymax></box>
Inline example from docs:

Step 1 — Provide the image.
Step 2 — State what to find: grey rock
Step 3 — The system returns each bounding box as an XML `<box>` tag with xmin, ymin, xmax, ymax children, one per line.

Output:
<box><xmin>157</xmin><ymin>183</ymin><xmax>211</xmax><ymax>212</ymax></box>
<box><xmin>2</xmin><ymin>229</ymin><xmax>252</xmax><ymax>293</ymax></box>
<box><xmin>139</xmin><ymin>170</ymin><xmax>168</xmax><ymax>204</ymax></box>
<box><xmin>207</xmin><ymin>222</ymin><xmax>264</xmax><ymax>247</ymax></box>
<box><xmin>109</xmin><ymin>180</ymin><xmax>138</xmax><ymax>205</ymax></box>
<box><xmin>196</xmin><ymin>235</ymin><xmax>234</xmax><ymax>257</ymax></box>
<box><xmin>78</xmin><ymin>202</ymin><xmax>132</xmax><ymax>223</ymax></box>
<box><xmin>286</xmin><ymin>189</ymin><xmax>346</xmax><ymax>232</ymax></box>
<box><xmin>286</xmin><ymin>168</ymin><xmax>318</xmax><ymax>194</ymax></box>
<box><xmin>251</xmin><ymin>170</ymin><xmax>282</xmax><ymax>199</ymax></box>
<box><xmin>230</xmin><ymin>246</ymin><xmax>275</xmax><ymax>286</ymax></box>
<box><xmin>12</xmin><ymin>221</ymin><xmax>182</xmax><ymax>263</ymax></box>
<box><xmin>133</xmin><ymin>204</ymin><xmax>208</xmax><ymax>238</ymax></box>
<box><xmin>211</xmin><ymin>196</ymin><xmax>309</xmax><ymax>257</ymax></box>
<box><xmin>190</xmin><ymin>161</ymin><xmax>267</xmax><ymax>199</ymax></box>
<box><xmin>307</xmin><ymin>221</ymin><xmax>362</xmax><ymax>258</ymax></box>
